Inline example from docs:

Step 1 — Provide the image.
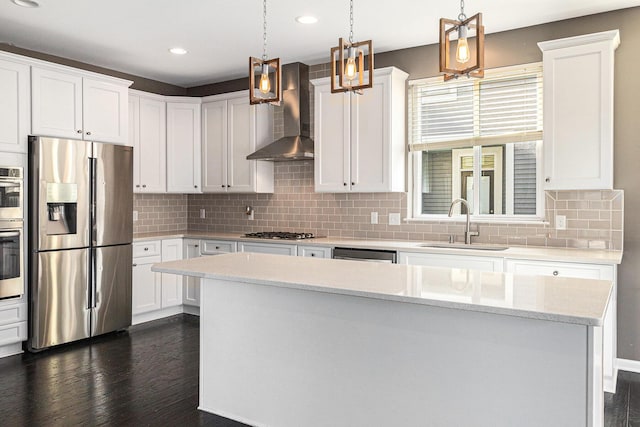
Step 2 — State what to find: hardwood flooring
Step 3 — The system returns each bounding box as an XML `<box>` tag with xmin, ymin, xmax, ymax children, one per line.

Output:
<box><xmin>0</xmin><ymin>313</ymin><xmax>637</xmax><ymax>426</ymax></box>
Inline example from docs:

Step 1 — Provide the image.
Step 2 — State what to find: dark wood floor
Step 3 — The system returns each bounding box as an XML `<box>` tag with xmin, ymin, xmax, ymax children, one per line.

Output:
<box><xmin>0</xmin><ymin>314</ymin><xmax>638</xmax><ymax>426</ymax></box>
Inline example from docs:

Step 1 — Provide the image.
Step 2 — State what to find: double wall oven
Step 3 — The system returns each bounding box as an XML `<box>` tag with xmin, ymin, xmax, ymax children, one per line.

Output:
<box><xmin>0</xmin><ymin>167</ymin><xmax>24</xmax><ymax>299</ymax></box>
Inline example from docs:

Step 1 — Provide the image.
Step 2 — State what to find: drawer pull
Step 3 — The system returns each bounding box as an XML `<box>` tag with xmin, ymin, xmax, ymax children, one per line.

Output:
<box><xmin>195</xmin><ymin>245</ymin><xmax>199</xmax><ymax>248</ymax></box>
<box><xmin>310</xmin><ymin>253</ymin><xmax>315</xmax><ymax>257</ymax></box>
<box><xmin>132</xmin><ymin>263</ymin><xmax>137</xmax><ymax>267</ymax></box>
<box><xmin>545</xmin><ymin>177</ymin><xmax>551</xmax><ymax>183</ymax></box>
<box><xmin>144</xmin><ymin>247</ymin><xmax>149</xmax><ymax>251</ymax></box>
<box><xmin>215</xmin><ymin>246</ymin><xmax>220</xmax><ymax>250</ymax></box>
<box><xmin>552</xmin><ymin>270</ymin><xmax>559</xmax><ymax>276</ymax></box>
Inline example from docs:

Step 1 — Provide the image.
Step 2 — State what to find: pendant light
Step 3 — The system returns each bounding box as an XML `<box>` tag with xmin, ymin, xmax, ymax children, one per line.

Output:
<box><xmin>250</xmin><ymin>0</ymin><xmax>281</xmax><ymax>105</ymax></box>
<box><xmin>330</xmin><ymin>0</ymin><xmax>373</xmax><ymax>94</ymax></box>
<box><xmin>439</xmin><ymin>0</ymin><xmax>484</xmax><ymax>81</ymax></box>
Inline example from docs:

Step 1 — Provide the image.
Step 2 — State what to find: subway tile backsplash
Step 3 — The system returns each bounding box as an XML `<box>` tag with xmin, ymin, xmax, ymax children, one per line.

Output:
<box><xmin>133</xmin><ymin>63</ymin><xmax>624</xmax><ymax>250</ymax></box>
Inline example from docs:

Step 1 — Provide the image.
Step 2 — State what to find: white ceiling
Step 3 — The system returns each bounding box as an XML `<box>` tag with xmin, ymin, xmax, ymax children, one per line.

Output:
<box><xmin>0</xmin><ymin>0</ymin><xmax>638</xmax><ymax>87</ymax></box>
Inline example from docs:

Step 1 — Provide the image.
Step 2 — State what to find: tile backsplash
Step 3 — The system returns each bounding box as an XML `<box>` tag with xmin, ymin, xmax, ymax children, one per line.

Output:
<box><xmin>134</xmin><ymin>63</ymin><xmax>623</xmax><ymax>250</ymax></box>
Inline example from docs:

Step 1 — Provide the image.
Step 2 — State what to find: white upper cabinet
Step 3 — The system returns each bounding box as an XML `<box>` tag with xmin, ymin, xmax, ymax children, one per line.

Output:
<box><xmin>201</xmin><ymin>91</ymin><xmax>274</xmax><ymax>193</ymax></box>
<box><xmin>538</xmin><ymin>30</ymin><xmax>620</xmax><ymax>190</ymax></box>
<box><xmin>312</xmin><ymin>67</ymin><xmax>408</xmax><ymax>193</ymax></box>
<box><xmin>129</xmin><ymin>91</ymin><xmax>166</xmax><ymax>193</ymax></box>
<box><xmin>0</xmin><ymin>55</ymin><xmax>30</xmax><ymax>153</ymax></box>
<box><xmin>32</xmin><ymin>65</ymin><xmax>130</xmax><ymax>144</ymax></box>
<box><xmin>167</xmin><ymin>99</ymin><xmax>202</xmax><ymax>193</ymax></box>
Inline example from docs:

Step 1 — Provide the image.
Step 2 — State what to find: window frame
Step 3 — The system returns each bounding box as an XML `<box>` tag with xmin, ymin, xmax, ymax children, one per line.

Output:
<box><xmin>407</xmin><ymin>63</ymin><xmax>545</xmax><ymax>223</ymax></box>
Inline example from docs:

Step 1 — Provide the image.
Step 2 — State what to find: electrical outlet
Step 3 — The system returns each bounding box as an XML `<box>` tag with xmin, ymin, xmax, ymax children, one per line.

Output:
<box><xmin>389</xmin><ymin>213</ymin><xmax>401</xmax><ymax>226</ymax></box>
<box><xmin>555</xmin><ymin>215</ymin><xmax>566</xmax><ymax>230</ymax></box>
<box><xmin>370</xmin><ymin>212</ymin><xmax>378</xmax><ymax>224</ymax></box>
<box><xmin>248</xmin><ymin>210</ymin><xmax>254</xmax><ymax>221</ymax></box>
<box><xmin>200</xmin><ymin>208</ymin><xmax>206</xmax><ymax>219</ymax></box>
<box><xmin>133</xmin><ymin>210</ymin><xmax>138</xmax><ymax>221</ymax></box>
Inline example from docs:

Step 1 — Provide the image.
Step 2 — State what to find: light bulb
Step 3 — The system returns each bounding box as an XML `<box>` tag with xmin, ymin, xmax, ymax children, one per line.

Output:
<box><xmin>345</xmin><ymin>47</ymin><xmax>357</xmax><ymax>81</ymax></box>
<box><xmin>456</xmin><ymin>25</ymin><xmax>470</xmax><ymax>64</ymax></box>
<box><xmin>259</xmin><ymin>64</ymin><xmax>270</xmax><ymax>94</ymax></box>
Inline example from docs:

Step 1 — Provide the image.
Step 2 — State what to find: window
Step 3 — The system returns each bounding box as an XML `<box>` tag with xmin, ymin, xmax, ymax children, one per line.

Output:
<box><xmin>408</xmin><ymin>63</ymin><xmax>543</xmax><ymax>220</ymax></box>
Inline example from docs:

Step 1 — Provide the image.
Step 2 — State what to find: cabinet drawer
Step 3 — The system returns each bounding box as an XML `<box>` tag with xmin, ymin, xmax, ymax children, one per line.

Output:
<box><xmin>0</xmin><ymin>303</ymin><xmax>27</xmax><ymax>327</ymax></box>
<box><xmin>238</xmin><ymin>242</ymin><xmax>297</xmax><ymax>256</ymax></box>
<box><xmin>0</xmin><ymin>321</ymin><xmax>26</xmax><ymax>347</ymax></box>
<box><xmin>132</xmin><ymin>254</ymin><xmax>161</xmax><ymax>266</ymax></box>
<box><xmin>398</xmin><ymin>252</ymin><xmax>503</xmax><ymax>272</ymax></box>
<box><xmin>201</xmin><ymin>240</ymin><xmax>237</xmax><ymax>255</ymax></box>
<box><xmin>133</xmin><ymin>240</ymin><xmax>161</xmax><ymax>258</ymax></box>
<box><xmin>298</xmin><ymin>246</ymin><xmax>332</xmax><ymax>259</ymax></box>
<box><xmin>504</xmin><ymin>259</ymin><xmax>614</xmax><ymax>280</ymax></box>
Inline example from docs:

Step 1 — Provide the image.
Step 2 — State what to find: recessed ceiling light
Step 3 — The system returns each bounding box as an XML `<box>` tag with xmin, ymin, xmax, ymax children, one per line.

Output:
<box><xmin>11</xmin><ymin>0</ymin><xmax>40</xmax><ymax>8</ymax></box>
<box><xmin>296</xmin><ymin>15</ymin><xmax>318</xmax><ymax>24</ymax></box>
<box><xmin>169</xmin><ymin>47</ymin><xmax>188</xmax><ymax>55</ymax></box>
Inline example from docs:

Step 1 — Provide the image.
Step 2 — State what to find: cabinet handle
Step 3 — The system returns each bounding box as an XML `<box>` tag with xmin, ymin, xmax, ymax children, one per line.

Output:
<box><xmin>142</xmin><ymin>185</ymin><xmax>147</xmax><ymax>188</ymax></box>
<box><xmin>343</xmin><ymin>182</ymin><xmax>347</xmax><ymax>186</ymax></box>
<box><xmin>194</xmin><ymin>185</ymin><xmax>198</xmax><ymax>188</ymax></box>
<box><xmin>144</xmin><ymin>247</ymin><xmax>149</xmax><ymax>251</ymax></box>
<box><xmin>545</xmin><ymin>177</ymin><xmax>550</xmax><ymax>183</ymax></box>
<box><xmin>132</xmin><ymin>263</ymin><xmax>137</xmax><ymax>267</ymax></box>
<box><xmin>77</xmin><ymin>129</ymin><xmax>83</xmax><ymax>134</ymax></box>
<box><xmin>310</xmin><ymin>253</ymin><xmax>315</xmax><ymax>257</ymax></box>
<box><xmin>215</xmin><ymin>246</ymin><xmax>220</xmax><ymax>250</ymax></box>
<box><xmin>221</xmin><ymin>185</ymin><xmax>225</xmax><ymax>188</ymax></box>
<box><xmin>351</xmin><ymin>182</ymin><xmax>355</xmax><ymax>186</ymax></box>
<box><xmin>553</xmin><ymin>270</ymin><xmax>559</xmax><ymax>276</ymax></box>
<box><xmin>86</xmin><ymin>131</ymin><xmax>92</xmax><ymax>136</ymax></box>
<box><xmin>195</xmin><ymin>245</ymin><xmax>199</xmax><ymax>248</ymax></box>
<box><xmin>135</xmin><ymin>184</ymin><xmax>140</xmax><ymax>188</ymax></box>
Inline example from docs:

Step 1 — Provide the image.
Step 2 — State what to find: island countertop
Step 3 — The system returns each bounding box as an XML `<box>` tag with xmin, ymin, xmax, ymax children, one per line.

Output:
<box><xmin>152</xmin><ymin>252</ymin><xmax>613</xmax><ymax>326</ymax></box>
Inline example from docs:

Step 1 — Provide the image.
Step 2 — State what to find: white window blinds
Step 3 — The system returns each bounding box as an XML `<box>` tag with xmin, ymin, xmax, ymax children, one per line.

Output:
<box><xmin>409</xmin><ymin>63</ymin><xmax>543</xmax><ymax>152</ymax></box>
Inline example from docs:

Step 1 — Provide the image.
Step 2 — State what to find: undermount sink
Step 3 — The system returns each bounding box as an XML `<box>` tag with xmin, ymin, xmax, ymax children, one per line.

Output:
<box><xmin>418</xmin><ymin>243</ymin><xmax>509</xmax><ymax>251</ymax></box>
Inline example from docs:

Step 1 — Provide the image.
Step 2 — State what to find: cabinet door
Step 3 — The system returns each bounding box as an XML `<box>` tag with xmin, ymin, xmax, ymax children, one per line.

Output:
<box><xmin>238</xmin><ymin>242</ymin><xmax>297</xmax><ymax>256</ymax></box>
<box><xmin>31</xmin><ymin>67</ymin><xmax>83</xmax><ymax>139</ymax></box>
<box><xmin>351</xmin><ymin>80</ymin><xmax>389</xmax><ymax>192</ymax></box>
<box><xmin>227</xmin><ymin>96</ymin><xmax>256</xmax><ymax>193</ymax></box>
<box><xmin>314</xmin><ymin>83</ymin><xmax>350</xmax><ymax>192</ymax></box>
<box><xmin>202</xmin><ymin>100</ymin><xmax>228</xmax><ymax>192</ymax></box>
<box><xmin>132</xmin><ymin>260</ymin><xmax>162</xmax><ymax>315</ymax></box>
<box><xmin>161</xmin><ymin>239</ymin><xmax>183</xmax><ymax>308</ymax></box>
<box><xmin>183</xmin><ymin>239</ymin><xmax>201</xmax><ymax>307</ymax></box>
<box><xmin>167</xmin><ymin>102</ymin><xmax>202</xmax><ymax>193</ymax></box>
<box><xmin>540</xmin><ymin>34</ymin><xmax>617</xmax><ymax>190</ymax></box>
<box><xmin>398</xmin><ymin>252</ymin><xmax>504</xmax><ymax>272</ymax></box>
<box><xmin>138</xmin><ymin>97</ymin><xmax>166</xmax><ymax>192</ymax></box>
<box><xmin>129</xmin><ymin>96</ymin><xmax>140</xmax><ymax>189</ymax></box>
<box><xmin>0</xmin><ymin>58</ymin><xmax>29</xmax><ymax>153</ymax></box>
<box><xmin>298</xmin><ymin>246</ymin><xmax>332</xmax><ymax>259</ymax></box>
<box><xmin>82</xmin><ymin>78</ymin><xmax>128</xmax><ymax>144</ymax></box>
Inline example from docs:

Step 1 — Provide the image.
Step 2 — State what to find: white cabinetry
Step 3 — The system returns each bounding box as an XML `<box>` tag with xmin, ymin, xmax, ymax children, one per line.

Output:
<box><xmin>538</xmin><ymin>30</ymin><xmax>620</xmax><ymax>190</ymax></box>
<box><xmin>132</xmin><ymin>242</ymin><xmax>162</xmax><ymax>316</ymax></box>
<box><xmin>129</xmin><ymin>91</ymin><xmax>166</xmax><ymax>193</ymax></box>
<box><xmin>298</xmin><ymin>245</ymin><xmax>332</xmax><ymax>259</ymax></box>
<box><xmin>201</xmin><ymin>91</ymin><xmax>274</xmax><ymax>193</ymax></box>
<box><xmin>183</xmin><ymin>239</ymin><xmax>202</xmax><ymax>309</ymax></box>
<box><xmin>0</xmin><ymin>298</ymin><xmax>27</xmax><ymax>357</ymax></box>
<box><xmin>31</xmin><ymin>66</ymin><xmax>130</xmax><ymax>144</ymax></box>
<box><xmin>504</xmin><ymin>258</ymin><xmax>617</xmax><ymax>393</ymax></box>
<box><xmin>161</xmin><ymin>239</ymin><xmax>183</xmax><ymax>308</ymax></box>
<box><xmin>167</xmin><ymin>99</ymin><xmax>202</xmax><ymax>193</ymax></box>
<box><xmin>398</xmin><ymin>252</ymin><xmax>504</xmax><ymax>272</ymax></box>
<box><xmin>312</xmin><ymin>67</ymin><xmax>408</xmax><ymax>193</ymax></box>
<box><xmin>239</xmin><ymin>241</ymin><xmax>297</xmax><ymax>256</ymax></box>
<box><xmin>0</xmin><ymin>55</ymin><xmax>30</xmax><ymax>153</ymax></box>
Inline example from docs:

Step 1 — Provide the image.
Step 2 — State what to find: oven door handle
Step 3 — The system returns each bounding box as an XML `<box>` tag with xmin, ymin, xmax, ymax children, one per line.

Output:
<box><xmin>0</xmin><ymin>231</ymin><xmax>20</xmax><ymax>238</ymax></box>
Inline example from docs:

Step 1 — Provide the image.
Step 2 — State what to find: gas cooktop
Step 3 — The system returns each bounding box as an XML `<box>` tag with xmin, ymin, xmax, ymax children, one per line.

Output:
<box><xmin>243</xmin><ymin>231</ymin><xmax>317</xmax><ymax>240</ymax></box>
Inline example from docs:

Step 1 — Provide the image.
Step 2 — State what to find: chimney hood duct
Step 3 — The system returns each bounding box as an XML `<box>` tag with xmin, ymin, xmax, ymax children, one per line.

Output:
<box><xmin>246</xmin><ymin>62</ymin><xmax>314</xmax><ymax>161</ymax></box>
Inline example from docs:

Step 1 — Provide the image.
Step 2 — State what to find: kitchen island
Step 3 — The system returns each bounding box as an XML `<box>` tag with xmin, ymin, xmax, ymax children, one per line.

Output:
<box><xmin>153</xmin><ymin>252</ymin><xmax>613</xmax><ymax>427</ymax></box>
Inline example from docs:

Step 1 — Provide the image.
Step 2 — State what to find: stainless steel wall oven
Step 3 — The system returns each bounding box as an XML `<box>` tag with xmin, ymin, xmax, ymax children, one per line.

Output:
<box><xmin>0</xmin><ymin>219</ymin><xmax>23</xmax><ymax>299</ymax></box>
<box><xmin>0</xmin><ymin>167</ymin><xmax>23</xmax><ymax>220</ymax></box>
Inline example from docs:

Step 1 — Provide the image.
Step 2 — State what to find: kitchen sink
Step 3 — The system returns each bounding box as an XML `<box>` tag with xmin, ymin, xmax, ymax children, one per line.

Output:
<box><xmin>418</xmin><ymin>243</ymin><xmax>509</xmax><ymax>251</ymax></box>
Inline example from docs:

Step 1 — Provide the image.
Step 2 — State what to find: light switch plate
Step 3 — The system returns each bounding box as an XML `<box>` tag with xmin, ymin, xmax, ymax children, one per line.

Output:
<box><xmin>556</xmin><ymin>215</ymin><xmax>566</xmax><ymax>230</ymax></box>
<box><xmin>200</xmin><ymin>208</ymin><xmax>206</xmax><ymax>219</ymax></box>
<box><xmin>389</xmin><ymin>213</ymin><xmax>401</xmax><ymax>226</ymax></box>
<box><xmin>371</xmin><ymin>212</ymin><xmax>378</xmax><ymax>224</ymax></box>
<box><xmin>133</xmin><ymin>210</ymin><xmax>138</xmax><ymax>221</ymax></box>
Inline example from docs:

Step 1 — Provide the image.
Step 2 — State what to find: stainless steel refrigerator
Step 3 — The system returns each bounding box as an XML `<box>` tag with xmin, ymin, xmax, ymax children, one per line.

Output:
<box><xmin>28</xmin><ymin>136</ymin><xmax>133</xmax><ymax>351</ymax></box>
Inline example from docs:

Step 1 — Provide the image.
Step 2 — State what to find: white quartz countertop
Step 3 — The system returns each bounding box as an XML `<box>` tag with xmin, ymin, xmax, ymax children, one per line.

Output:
<box><xmin>134</xmin><ymin>231</ymin><xmax>623</xmax><ymax>265</ymax></box>
<box><xmin>152</xmin><ymin>252</ymin><xmax>613</xmax><ymax>326</ymax></box>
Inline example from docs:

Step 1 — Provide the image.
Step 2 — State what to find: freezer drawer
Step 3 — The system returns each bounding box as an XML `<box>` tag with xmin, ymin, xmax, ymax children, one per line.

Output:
<box><xmin>92</xmin><ymin>244</ymin><xmax>132</xmax><ymax>336</ymax></box>
<box><xmin>30</xmin><ymin>248</ymin><xmax>90</xmax><ymax>350</ymax></box>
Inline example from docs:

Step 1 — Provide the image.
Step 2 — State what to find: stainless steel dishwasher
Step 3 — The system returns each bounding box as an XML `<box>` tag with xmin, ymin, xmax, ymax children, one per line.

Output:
<box><xmin>332</xmin><ymin>247</ymin><xmax>397</xmax><ymax>263</ymax></box>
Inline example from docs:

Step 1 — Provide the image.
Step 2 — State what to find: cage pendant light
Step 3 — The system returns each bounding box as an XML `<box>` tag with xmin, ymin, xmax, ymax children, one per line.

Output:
<box><xmin>330</xmin><ymin>0</ymin><xmax>373</xmax><ymax>94</ymax></box>
<box><xmin>439</xmin><ymin>0</ymin><xmax>484</xmax><ymax>81</ymax></box>
<box><xmin>250</xmin><ymin>0</ymin><xmax>281</xmax><ymax>104</ymax></box>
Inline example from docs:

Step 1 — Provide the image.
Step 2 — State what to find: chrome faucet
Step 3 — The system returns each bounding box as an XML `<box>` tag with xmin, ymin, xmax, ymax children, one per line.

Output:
<box><xmin>448</xmin><ymin>198</ymin><xmax>479</xmax><ymax>244</ymax></box>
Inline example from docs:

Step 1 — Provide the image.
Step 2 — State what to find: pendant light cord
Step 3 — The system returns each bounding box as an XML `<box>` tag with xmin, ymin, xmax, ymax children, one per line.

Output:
<box><xmin>262</xmin><ymin>0</ymin><xmax>268</xmax><ymax>60</ymax></box>
<box><xmin>349</xmin><ymin>0</ymin><xmax>354</xmax><ymax>44</ymax></box>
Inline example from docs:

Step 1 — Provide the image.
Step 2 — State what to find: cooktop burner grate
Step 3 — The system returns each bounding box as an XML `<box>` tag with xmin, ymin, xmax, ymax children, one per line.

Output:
<box><xmin>243</xmin><ymin>231</ymin><xmax>316</xmax><ymax>240</ymax></box>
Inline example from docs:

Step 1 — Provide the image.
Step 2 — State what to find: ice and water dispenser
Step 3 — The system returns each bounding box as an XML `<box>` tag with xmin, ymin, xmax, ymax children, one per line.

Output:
<box><xmin>46</xmin><ymin>183</ymin><xmax>78</xmax><ymax>235</ymax></box>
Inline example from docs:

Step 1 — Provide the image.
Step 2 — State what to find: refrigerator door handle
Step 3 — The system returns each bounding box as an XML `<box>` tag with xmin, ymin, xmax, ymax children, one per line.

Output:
<box><xmin>89</xmin><ymin>157</ymin><xmax>97</xmax><ymax>247</ymax></box>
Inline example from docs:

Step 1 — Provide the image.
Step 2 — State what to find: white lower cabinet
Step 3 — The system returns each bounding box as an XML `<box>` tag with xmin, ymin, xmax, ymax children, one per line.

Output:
<box><xmin>398</xmin><ymin>252</ymin><xmax>504</xmax><ymax>272</ymax></box>
<box><xmin>298</xmin><ymin>245</ymin><xmax>332</xmax><ymax>259</ymax></box>
<box><xmin>132</xmin><ymin>239</ymin><xmax>183</xmax><ymax>324</ymax></box>
<box><xmin>183</xmin><ymin>239</ymin><xmax>202</xmax><ymax>308</ymax></box>
<box><xmin>0</xmin><ymin>298</ymin><xmax>27</xmax><ymax>357</ymax></box>
<box><xmin>505</xmin><ymin>258</ymin><xmax>618</xmax><ymax>393</ymax></box>
<box><xmin>239</xmin><ymin>241</ymin><xmax>297</xmax><ymax>256</ymax></box>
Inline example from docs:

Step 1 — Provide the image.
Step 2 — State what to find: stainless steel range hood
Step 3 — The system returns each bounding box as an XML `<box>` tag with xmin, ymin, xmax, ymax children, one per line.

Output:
<box><xmin>247</xmin><ymin>63</ymin><xmax>313</xmax><ymax>161</ymax></box>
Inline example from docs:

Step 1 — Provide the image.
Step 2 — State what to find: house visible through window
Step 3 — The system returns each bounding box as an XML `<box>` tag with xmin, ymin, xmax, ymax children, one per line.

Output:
<box><xmin>409</xmin><ymin>63</ymin><xmax>543</xmax><ymax>220</ymax></box>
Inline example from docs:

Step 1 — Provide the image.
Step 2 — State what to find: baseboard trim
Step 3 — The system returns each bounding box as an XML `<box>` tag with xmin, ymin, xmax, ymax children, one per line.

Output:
<box><xmin>183</xmin><ymin>305</ymin><xmax>200</xmax><ymax>316</ymax></box>
<box><xmin>617</xmin><ymin>358</ymin><xmax>640</xmax><ymax>374</ymax></box>
<box><xmin>133</xmin><ymin>306</ymin><xmax>184</xmax><ymax>325</ymax></box>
